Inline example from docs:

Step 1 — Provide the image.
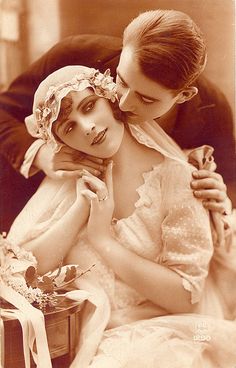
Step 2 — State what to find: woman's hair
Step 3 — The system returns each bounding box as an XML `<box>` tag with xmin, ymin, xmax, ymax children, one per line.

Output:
<box><xmin>57</xmin><ymin>95</ymin><xmax>73</xmax><ymax>125</ymax></box>
<box><xmin>123</xmin><ymin>9</ymin><xmax>207</xmax><ymax>91</ymax></box>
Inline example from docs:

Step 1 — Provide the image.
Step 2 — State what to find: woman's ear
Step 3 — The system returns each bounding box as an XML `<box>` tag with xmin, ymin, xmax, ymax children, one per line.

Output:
<box><xmin>176</xmin><ymin>86</ymin><xmax>198</xmax><ymax>104</ymax></box>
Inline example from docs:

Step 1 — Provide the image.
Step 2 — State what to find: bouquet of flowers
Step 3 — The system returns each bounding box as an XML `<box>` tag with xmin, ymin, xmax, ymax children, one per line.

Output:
<box><xmin>0</xmin><ymin>233</ymin><xmax>93</xmax><ymax>310</ymax></box>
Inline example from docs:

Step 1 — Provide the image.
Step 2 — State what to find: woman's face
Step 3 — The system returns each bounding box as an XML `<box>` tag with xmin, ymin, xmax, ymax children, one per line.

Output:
<box><xmin>116</xmin><ymin>47</ymin><xmax>182</xmax><ymax>123</ymax></box>
<box><xmin>54</xmin><ymin>89</ymin><xmax>124</xmax><ymax>158</ymax></box>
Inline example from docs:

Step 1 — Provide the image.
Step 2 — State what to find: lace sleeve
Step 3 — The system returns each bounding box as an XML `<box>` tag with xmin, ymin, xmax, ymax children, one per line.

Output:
<box><xmin>158</xmin><ymin>160</ymin><xmax>214</xmax><ymax>304</ymax></box>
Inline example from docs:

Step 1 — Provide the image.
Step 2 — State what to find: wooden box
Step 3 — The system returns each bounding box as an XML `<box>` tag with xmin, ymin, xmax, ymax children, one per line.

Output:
<box><xmin>1</xmin><ymin>298</ymin><xmax>83</xmax><ymax>368</ymax></box>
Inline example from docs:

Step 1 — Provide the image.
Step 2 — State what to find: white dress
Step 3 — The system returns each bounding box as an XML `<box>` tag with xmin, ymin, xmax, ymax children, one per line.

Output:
<box><xmin>8</xmin><ymin>121</ymin><xmax>236</xmax><ymax>368</ymax></box>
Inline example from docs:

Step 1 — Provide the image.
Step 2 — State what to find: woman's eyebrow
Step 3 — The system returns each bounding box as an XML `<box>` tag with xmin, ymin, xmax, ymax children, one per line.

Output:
<box><xmin>76</xmin><ymin>95</ymin><xmax>93</xmax><ymax>110</ymax></box>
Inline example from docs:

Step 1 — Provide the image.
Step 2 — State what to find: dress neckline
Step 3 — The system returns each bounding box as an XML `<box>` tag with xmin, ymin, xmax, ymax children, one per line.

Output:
<box><xmin>112</xmin><ymin>159</ymin><xmax>165</xmax><ymax>224</ymax></box>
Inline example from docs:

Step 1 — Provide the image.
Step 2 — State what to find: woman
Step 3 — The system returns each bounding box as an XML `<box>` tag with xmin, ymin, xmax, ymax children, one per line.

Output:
<box><xmin>0</xmin><ymin>10</ymin><xmax>233</xmax><ymax>233</ymax></box>
<box><xmin>8</xmin><ymin>66</ymin><xmax>236</xmax><ymax>367</ymax></box>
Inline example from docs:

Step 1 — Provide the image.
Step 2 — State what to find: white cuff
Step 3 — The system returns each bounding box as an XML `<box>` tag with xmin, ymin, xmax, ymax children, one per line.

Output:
<box><xmin>20</xmin><ymin>139</ymin><xmax>45</xmax><ymax>178</ymax></box>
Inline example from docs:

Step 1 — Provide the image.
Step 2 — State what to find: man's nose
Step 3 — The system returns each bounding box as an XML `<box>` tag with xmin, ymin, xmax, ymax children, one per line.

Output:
<box><xmin>118</xmin><ymin>89</ymin><xmax>135</xmax><ymax>112</ymax></box>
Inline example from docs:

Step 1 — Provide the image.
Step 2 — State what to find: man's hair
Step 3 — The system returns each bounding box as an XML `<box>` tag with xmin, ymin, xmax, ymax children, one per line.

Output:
<box><xmin>123</xmin><ymin>9</ymin><xmax>207</xmax><ymax>91</ymax></box>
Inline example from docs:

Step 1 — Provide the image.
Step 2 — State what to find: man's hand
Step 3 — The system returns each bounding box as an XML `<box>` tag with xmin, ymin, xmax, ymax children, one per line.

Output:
<box><xmin>191</xmin><ymin>170</ymin><xmax>231</xmax><ymax>214</ymax></box>
<box><xmin>33</xmin><ymin>144</ymin><xmax>105</xmax><ymax>179</ymax></box>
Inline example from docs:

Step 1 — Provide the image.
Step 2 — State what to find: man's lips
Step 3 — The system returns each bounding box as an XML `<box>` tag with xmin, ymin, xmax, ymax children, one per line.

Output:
<box><xmin>125</xmin><ymin>112</ymin><xmax>139</xmax><ymax>120</ymax></box>
<box><xmin>91</xmin><ymin>128</ymin><xmax>108</xmax><ymax>145</ymax></box>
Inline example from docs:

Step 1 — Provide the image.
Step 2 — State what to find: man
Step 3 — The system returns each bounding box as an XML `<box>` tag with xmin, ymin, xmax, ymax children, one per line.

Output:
<box><xmin>0</xmin><ymin>26</ymin><xmax>235</xmax><ymax>231</ymax></box>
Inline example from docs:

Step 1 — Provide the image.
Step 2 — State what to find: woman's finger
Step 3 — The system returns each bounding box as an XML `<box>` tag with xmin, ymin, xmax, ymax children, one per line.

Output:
<box><xmin>81</xmin><ymin>174</ymin><xmax>108</xmax><ymax>200</ymax></box>
<box><xmin>52</xmin><ymin>169</ymin><xmax>84</xmax><ymax>179</ymax></box>
<box><xmin>53</xmin><ymin>167</ymin><xmax>101</xmax><ymax>179</ymax></box>
<box><xmin>80</xmin><ymin>189</ymin><xmax>98</xmax><ymax>202</ymax></box>
<box><xmin>105</xmin><ymin>161</ymin><xmax>114</xmax><ymax>198</ymax></box>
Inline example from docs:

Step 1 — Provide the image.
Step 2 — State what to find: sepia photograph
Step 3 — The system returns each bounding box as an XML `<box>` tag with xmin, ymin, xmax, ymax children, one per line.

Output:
<box><xmin>0</xmin><ymin>0</ymin><xmax>236</xmax><ymax>367</ymax></box>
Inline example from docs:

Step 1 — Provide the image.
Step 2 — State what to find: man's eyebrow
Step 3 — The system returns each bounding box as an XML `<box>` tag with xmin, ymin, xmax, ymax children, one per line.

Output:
<box><xmin>116</xmin><ymin>69</ymin><xmax>158</xmax><ymax>101</ymax></box>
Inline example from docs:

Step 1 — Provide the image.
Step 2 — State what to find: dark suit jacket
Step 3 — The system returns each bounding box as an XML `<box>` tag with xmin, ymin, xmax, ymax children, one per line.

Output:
<box><xmin>0</xmin><ymin>34</ymin><xmax>235</xmax><ymax>230</ymax></box>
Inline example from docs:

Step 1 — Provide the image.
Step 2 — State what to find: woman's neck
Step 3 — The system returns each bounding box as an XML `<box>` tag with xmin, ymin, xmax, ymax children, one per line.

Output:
<box><xmin>108</xmin><ymin>125</ymin><xmax>163</xmax><ymax>220</ymax></box>
<box><xmin>111</xmin><ymin>126</ymin><xmax>142</xmax><ymax>171</ymax></box>
<box><xmin>110</xmin><ymin>125</ymin><xmax>163</xmax><ymax>176</ymax></box>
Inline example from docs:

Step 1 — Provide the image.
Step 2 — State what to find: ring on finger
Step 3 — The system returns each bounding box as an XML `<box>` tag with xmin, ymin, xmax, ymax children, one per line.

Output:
<box><xmin>99</xmin><ymin>195</ymin><xmax>108</xmax><ymax>201</ymax></box>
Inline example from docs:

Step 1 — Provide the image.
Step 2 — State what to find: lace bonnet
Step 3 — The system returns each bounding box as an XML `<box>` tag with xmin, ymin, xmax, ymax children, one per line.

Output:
<box><xmin>25</xmin><ymin>65</ymin><xmax>117</xmax><ymax>150</ymax></box>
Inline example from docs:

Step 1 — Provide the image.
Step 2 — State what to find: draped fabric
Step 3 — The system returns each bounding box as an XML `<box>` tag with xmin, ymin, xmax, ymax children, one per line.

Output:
<box><xmin>7</xmin><ymin>121</ymin><xmax>236</xmax><ymax>367</ymax></box>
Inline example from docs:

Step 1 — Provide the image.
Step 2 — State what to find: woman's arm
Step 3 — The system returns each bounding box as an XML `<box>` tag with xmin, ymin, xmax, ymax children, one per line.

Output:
<box><xmin>90</xmin><ymin>235</ymin><xmax>193</xmax><ymax>313</ymax></box>
<box><xmin>81</xmin><ymin>163</ymin><xmax>212</xmax><ymax>314</ymax></box>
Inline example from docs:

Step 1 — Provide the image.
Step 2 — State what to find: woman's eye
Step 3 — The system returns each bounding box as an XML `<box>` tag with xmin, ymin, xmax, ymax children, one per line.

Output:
<box><xmin>84</xmin><ymin>100</ymin><xmax>95</xmax><ymax>112</ymax></box>
<box><xmin>65</xmin><ymin>122</ymin><xmax>74</xmax><ymax>134</ymax></box>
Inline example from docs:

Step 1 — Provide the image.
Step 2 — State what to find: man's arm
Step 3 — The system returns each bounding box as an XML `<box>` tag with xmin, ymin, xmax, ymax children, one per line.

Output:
<box><xmin>0</xmin><ymin>34</ymin><xmax>122</xmax><ymax>172</ymax></box>
<box><xmin>174</xmin><ymin>75</ymin><xmax>236</xmax><ymax>207</ymax></box>
<box><xmin>197</xmin><ymin>77</ymin><xmax>236</xmax><ymax>206</ymax></box>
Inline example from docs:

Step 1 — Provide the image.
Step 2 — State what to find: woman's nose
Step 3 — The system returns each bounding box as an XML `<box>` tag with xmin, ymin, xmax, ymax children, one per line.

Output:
<box><xmin>80</xmin><ymin>120</ymin><xmax>96</xmax><ymax>136</ymax></box>
<box><xmin>85</xmin><ymin>123</ymin><xmax>95</xmax><ymax>136</ymax></box>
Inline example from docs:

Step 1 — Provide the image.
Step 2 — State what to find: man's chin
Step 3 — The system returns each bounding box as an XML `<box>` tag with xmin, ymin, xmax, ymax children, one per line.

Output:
<box><xmin>125</xmin><ymin>114</ymin><xmax>146</xmax><ymax>124</ymax></box>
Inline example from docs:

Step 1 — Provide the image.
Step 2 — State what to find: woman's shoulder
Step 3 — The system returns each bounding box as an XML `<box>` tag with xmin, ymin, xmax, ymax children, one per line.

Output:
<box><xmin>158</xmin><ymin>158</ymin><xmax>197</xmax><ymax>200</ymax></box>
<box><xmin>160</xmin><ymin>157</ymin><xmax>194</xmax><ymax>180</ymax></box>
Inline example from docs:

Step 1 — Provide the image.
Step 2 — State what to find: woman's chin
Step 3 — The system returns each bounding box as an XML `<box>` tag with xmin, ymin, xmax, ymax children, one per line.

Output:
<box><xmin>97</xmin><ymin>145</ymin><xmax>121</xmax><ymax>159</ymax></box>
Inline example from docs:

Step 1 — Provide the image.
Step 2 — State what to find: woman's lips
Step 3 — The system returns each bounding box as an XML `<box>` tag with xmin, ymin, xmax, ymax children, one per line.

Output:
<box><xmin>91</xmin><ymin>128</ymin><xmax>108</xmax><ymax>145</ymax></box>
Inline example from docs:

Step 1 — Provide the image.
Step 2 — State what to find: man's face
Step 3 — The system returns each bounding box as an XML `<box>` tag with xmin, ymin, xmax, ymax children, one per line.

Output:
<box><xmin>116</xmin><ymin>47</ymin><xmax>182</xmax><ymax>123</ymax></box>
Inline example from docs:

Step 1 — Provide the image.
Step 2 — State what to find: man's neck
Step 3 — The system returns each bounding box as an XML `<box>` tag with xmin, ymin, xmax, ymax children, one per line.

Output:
<box><xmin>154</xmin><ymin>104</ymin><xmax>179</xmax><ymax>135</ymax></box>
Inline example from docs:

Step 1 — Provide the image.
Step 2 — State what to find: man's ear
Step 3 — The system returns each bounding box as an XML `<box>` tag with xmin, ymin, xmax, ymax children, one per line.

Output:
<box><xmin>176</xmin><ymin>86</ymin><xmax>198</xmax><ymax>104</ymax></box>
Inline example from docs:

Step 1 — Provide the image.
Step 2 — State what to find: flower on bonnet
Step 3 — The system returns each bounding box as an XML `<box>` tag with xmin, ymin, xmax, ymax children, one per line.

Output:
<box><xmin>31</xmin><ymin>68</ymin><xmax>117</xmax><ymax>150</ymax></box>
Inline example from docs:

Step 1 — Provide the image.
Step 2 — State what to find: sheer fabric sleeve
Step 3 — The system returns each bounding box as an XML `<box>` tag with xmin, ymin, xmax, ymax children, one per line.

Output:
<box><xmin>7</xmin><ymin>178</ymin><xmax>77</xmax><ymax>246</ymax></box>
<box><xmin>159</xmin><ymin>160</ymin><xmax>214</xmax><ymax>304</ymax></box>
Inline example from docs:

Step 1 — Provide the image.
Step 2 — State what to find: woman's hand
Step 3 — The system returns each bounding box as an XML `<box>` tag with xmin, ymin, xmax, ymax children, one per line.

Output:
<box><xmin>33</xmin><ymin>143</ymin><xmax>105</xmax><ymax>179</ymax></box>
<box><xmin>80</xmin><ymin>161</ymin><xmax>114</xmax><ymax>246</ymax></box>
<box><xmin>191</xmin><ymin>170</ymin><xmax>231</xmax><ymax>214</ymax></box>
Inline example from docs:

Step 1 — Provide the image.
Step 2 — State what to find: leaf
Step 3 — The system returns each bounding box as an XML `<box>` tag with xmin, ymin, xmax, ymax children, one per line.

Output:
<box><xmin>38</xmin><ymin>275</ymin><xmax>54</xmax><ymax>293</ymax></box>
<box><xmin>64</xmin><ymin>266</ymin><xmax>77</xmax><ymax>283</ymax></box>
<box><xmin>25</xmin><ymin>266</ymin><xmax>38</xmax><ymax>288</ymax></box>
